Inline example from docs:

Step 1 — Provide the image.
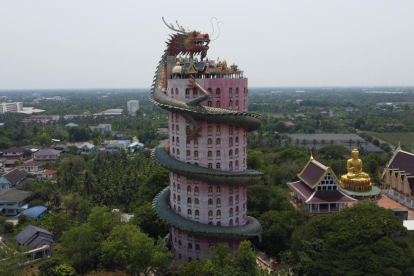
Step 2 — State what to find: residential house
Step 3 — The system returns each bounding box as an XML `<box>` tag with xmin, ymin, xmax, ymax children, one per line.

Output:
<box><xmin>100</xmin><ymin>140</ymin><xmax>129</xmax><ymax>152</ymax></box>
<box><xmin>33</xmin><ymin>149</ymin><xmax>60</xmax><ymax>161</ymax></box>
<box><xmin>0</xmin><ymin>189</ymin><xmax>31</xmax><ymax>216</ymax></box>
<box><xmin>287</xmin><ymin>156</ymin><xmax>356</xmax><ymax>214</ymax></box>
<box><xmin>3</xmin><ymin>146</ymin><xmax>25</xmax><ymax>159</ymax></box>
<box><xmin>15</xmin><ymin>225</ymin><xmax>54</xmax><ymax>254</ymax></box>
<box><xmin>4</xmin><ymin>159</ymin><xmax>16</xmax><ymax>168</ymax></box>
<box><xmin>90</xmin><ymin>124</ymin><xmax>112</xmax><ymax>134</ymax></box>
<box><xmin>21</xmin><ymin>145</ymin><xmax>42</xmax><ymax>154</ymax></box>
<box><xmin>77</xmin><ymin>142</ymin><xmax>95</xmax><ymax>153</ymax></box>
<box><xmin>42</xmin><ymin>170</ymin><xmax>58</xmax><ymax>180</ymax></box>
<box><xmin>0</xmin><ymin>169</ymin><xmax>28</xmax><ymax>191</ymax></box>
<box><xmin>19</xmin><ymin>161</ymin><xmax>44</xmax><ymax>172</ymax></box>
<box><xmin>0</xmin><ymin>157</ymin><xmax>7</xmax><ymax>167</ymax></box>
<box><xmin>52</xmin><ymin>145</ymin><xmax>68</xmax><ymax>152</ymax></box>
<box><xmin>16</xmin><ymin>206</ymin><xmax>47</xmax><ymax>221</ymax></box>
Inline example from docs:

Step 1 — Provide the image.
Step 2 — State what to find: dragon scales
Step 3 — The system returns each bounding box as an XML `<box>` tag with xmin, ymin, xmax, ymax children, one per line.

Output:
<box><xmin>151</xmin><ymin>18</ymin><xmax>263</xmax><ymax>261</ymax></box>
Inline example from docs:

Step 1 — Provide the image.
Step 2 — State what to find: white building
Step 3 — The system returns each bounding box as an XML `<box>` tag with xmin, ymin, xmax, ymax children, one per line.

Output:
<box><xmin>127</xmin><ymin>100</ymin><xmax>139</xmax><ymax>115</ymax></box>
<box><xmin>0</xmin><ymin>102</ymin><xmax>23</xmax><ymax>113</ymax></box>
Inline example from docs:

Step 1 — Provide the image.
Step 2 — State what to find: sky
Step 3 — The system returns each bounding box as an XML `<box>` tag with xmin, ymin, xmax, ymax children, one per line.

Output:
<box><xmin>1</xmin><ymin>0</ymin><xmax>413</xmax><ymax>89</ymax></box>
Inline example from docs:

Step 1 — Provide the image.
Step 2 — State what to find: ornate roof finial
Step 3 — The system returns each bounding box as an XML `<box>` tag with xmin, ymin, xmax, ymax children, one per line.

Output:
<box><xmin>310</xmin><ymin>152</ymin><xmax>314</xmax><ymax>160</ymax></box>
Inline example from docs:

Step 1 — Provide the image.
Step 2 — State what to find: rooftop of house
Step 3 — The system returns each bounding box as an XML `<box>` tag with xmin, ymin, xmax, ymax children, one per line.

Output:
<box><xmin>15</xmin><ymin>225</ymin><xmax>53</xmax><ymax>249</ymax></box>
<box><xmin>44</xmin><ymin>170</ymin><xmax>58</xmax><ymax>175</ymax></box>
<box><xmin>20</xmin><ymin>161</ymin><xmax>45</xmax><ymax>167</ymax></box>
<box><xmin>15</xmin><ymin>206</ymin><xmax>47</xmax><ymax>219</ymax></box>
<box><xmin>33</xmin><ymin>149</ymin><xmax>61</xmax><ymax>156</ymax></box>
<box><xmin>2</xmin><ymin>169</ymin><xmax>28</xmax><ymax>185</ymax></box>
<box><xmin>77</xmin><ymin>142</ymin><xmax>95</xmax><ymax>149</ymax></box>
<box><xmin>0</xmin><ymin>189</ymin><xmax>32</xmax><ymax>202</ymax></box>
<box><xmin>4</xmin><ymin>146</ymin><xmax>25</xmax><ymax>153</ymax></box>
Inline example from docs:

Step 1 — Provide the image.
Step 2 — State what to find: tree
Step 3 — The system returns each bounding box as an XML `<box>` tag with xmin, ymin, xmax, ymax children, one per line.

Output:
<box><xmin>38</xmin><ymin>258</ymin><xmax>63</xmax><ymax>276</ymax></box>
<box><xmin>373</xmin><ymin>139</ymin><xmax>380</xmax><ymax>147</ymax></box>
<box><xmin>54</xmin><ymin>264</ymin><xmax>77</xmax><ymax>276</ymax></box>
<box><xmin>234</xmin><ymin>241</ymin><xmax>260</xmax><ymax>276</ymax></box>
<box><xmin>39</xmin><ymin>212</ymin><xmax>72</xmax><ymax>234</ymax></box>
<box><xmin>0</xmin><ymin>245</ymin><xmax>26</xmax><ymax>276</ymax></box>
<box><xmin>100</xmin><ymin>224</ymin><xmax>171</xmax><ymax>275</ymax></box>
<box><xmin>130</xmin><ymin>202</ymin><xmax>168</xmax><ymax>239</ymax></box>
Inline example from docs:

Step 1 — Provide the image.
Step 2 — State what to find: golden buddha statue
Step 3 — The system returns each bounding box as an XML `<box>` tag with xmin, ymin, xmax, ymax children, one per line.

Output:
<box><xmin>340</xmin><ymin>149</ymin><xmax>372</xmax><ymax>191</ymax></box>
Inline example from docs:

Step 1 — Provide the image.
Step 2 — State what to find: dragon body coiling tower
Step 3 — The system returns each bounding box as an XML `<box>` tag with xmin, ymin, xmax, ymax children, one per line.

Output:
<box><xmin>151</xmin><ymin>18</ymin><xmax>263</xmax><ymax>262</ymax></box>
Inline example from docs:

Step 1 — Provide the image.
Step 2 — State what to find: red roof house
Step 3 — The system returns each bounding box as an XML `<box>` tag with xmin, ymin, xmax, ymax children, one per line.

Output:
<box><xmin>287</xmin><ymin>155</ymin><xmax>356</xmax><ymax>214</ymax></box>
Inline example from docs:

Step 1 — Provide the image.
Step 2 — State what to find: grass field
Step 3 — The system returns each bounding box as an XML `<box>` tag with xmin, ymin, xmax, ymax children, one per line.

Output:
<box><xmin>369</xmin><ymin>132</ymin><xmax>414</xmax><ymax>150</ymax></box>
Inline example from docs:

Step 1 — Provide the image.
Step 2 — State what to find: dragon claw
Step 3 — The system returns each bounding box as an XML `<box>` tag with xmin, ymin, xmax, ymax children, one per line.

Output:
<box><xmin>186</xmin><ymin>126</ymin><xmax>202</xmax><ymax>141</ymax></box>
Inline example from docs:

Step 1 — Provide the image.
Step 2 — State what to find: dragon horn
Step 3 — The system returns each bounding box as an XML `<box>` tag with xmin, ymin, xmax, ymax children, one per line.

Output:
<box><xmin>162</xmin><ymin>17</ymin><xmax>186</xmax><ymax>34</ymax></box>
<box><xmin>176</xmin><ymin>20</ymin><xmax>186</xmax><ymax>32</ymax></box>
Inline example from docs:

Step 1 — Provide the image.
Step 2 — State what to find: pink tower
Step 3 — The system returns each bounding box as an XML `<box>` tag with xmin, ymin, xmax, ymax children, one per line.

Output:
<box><xmin>151</xmin><ymin>19</ymin><xmax>262</xmax><ymax>262</ymax></box>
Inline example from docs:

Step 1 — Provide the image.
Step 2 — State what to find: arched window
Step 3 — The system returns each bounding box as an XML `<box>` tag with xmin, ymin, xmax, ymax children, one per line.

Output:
<box><xmin>229</xmin><ymin>101</ymin><xmax>233</xmax><ymax>107</ymax></box>
<box><xmin>243</xmin><ymin>158</ymin><xmax>246</xmax><ymax>165</ymax></box>
<box><xmin>177</xmin><ymin>184</ymin><xmax>180</xmax><ymax>190</ymax></box>
<box><xmin>236</xmin><ymin>88</ymin><xmax>239</xmax><ymax>95</ymax></box>
<box><xmin>176</xmin><ymin>113</ymin><xmax>179</xmax><ymax>120</ymax></box>
<box><xmin>172</xmin><ymin>124</ymin><xmax>175</xmax><ymax>131</ymax></box>
<box><xmin>235</xmin><ymin>148</ymin><xmax>239</xmax><ymax>155</ymax></box>
<box><xmin>171</xmin><ymin>88</ymin><xmax>174</xmax><ymax>95</ymax></box>
<box><xmin>216</xmin><ymin>125</ymin><xmax>221</xmax><ymax>132</ymax></box>
<box><xmin>178</xmin><ymin>207</ymin><xmax>181</xmax><ymax>213</ymax></box>
<box><xmin>186</xmin><ymin>150</ymin><xmax>190</xmax><ymax>156</ymax></box>
<box><xmin>179</xmin><ymin>240</ymin><xmax>182</xmax><ymax>246</ymax></box>
<box><xmin>194</xmin><ymin>150</ymin><xmax>198</xmax><ymax>157</ymax></box>
<box><xmin>243</xmin><ymin>135</ymin><xmax>246</xmax><ymax>142</ymax></box>
<box><xmin>229</xmin><ymin>196</ymin><xmax>233</xmax><ymax>203</ymax></box>
<box><xmin>178</xmin><ymin>195</ymin><xmax>181</xmax><ymax>202</ymax></box>
<box><xmin>229</xmin><ymin>161</ymin><xmax>233</xmax><ymax>168</ymax></box>
<box><xmin>208</xmin><ymin>210</ymin><xmax>213</xmax><ymax>217</ymax></box>
<box><xmin>195</xmin><ymin>198</ymin><xmax>199</xmax><ymax>204</ymax></box>
<box><xmin>188</xmin><ymin>242</ymin><xmax>193</xmax><ymax>249</ymax></box>
<box><xmin>216</xmin><ymin>150</ymin><xmax>221</xmax><ymax>157</ymax></box>
<box><xmin>187</xmin><ymin>186</ymin><xmax>191</xmax><ymax>192</ymax></box>
<box><xmin>236</xmin><ymin>195</ymin><xmax>239</xmax><ymax>201</ymax></box>
<box><xmin>217</xmin><ymin>186</ymin><xmax>221</xmax><ymax>193</ymax></box>
<box><xmin>194</xmin><ymin>138</ymin><xmax>198</xmax><ymax>145</ymax></box>
<box><xmin>208</xmin><ymin>187</ymin><xmax>213</xmax><ymax>193</ymax></box>
<box><xmin>216</xmin><ymin>88</ymin><xmax>221</xmax><ymax>95</ymax></box>
<box><xmin>236</xmin><ymin>217</ymin><xmax>239</xmax><ymax>223</ymax></box>
<box><xmin>172</xmin><ymin>136</ymin><xmax>175</xmax><ymax>143</ymax></box>
<box><xmin>177</xmin><ymin>137</ymin><xmax>180</xmax><ymax>144</ymax></box>
<box><xmin>208</xmin><ymin>198</ymin><xmax>213</xmax><ymax>205</ymax></box>
<box><xmin>230</xmin><ymin>208</ymin><xmax>233</xmax><ymax>214</ymax></box>
<box><xmin>208</xmin><ymin>101</ymin><xmax>212</xmax><ymax>107</ymax></box>
<box><xmin>173</xmin><ymin>182</ymin><xmax>176</xmax><ymax>188</ymax></box>
<box><xmin>177</xmin><ymin>149</ymin><xmax>180</xmax><ymax>155</ymax></box>
<box><xmin>176</xmin><ymin>125</ymin><xmax>179</xmax><ymax>131</ymax></box>
<box><xmin>217</xmin><ymin>221</ymin><xmax>221</xmax><ymax>226</ymax></box>
<box><xmin>235</xmin><ymin>160</ymin><xmax>239</xmax><ymax>166</ymax></box>
<box><xmin>196</xmin><ymin>244</ymin><xmax>200</xmax><ymax>250</ymax></box>
<box><xmin>186</xmin><ymin>125</ymin><xmax>190</xmax><ymax>132</ymax></box>
<box><xmin>185</xmin><ymin>88</ymin><xmax>190</xmax><ymax>96</ymax></box>
<box><xmin>173</xmin><ymin>194</ymin><xmax>176</xmax><ymax>200</ymax></box>
<box><xmin>230</xmin><ymin>219</ymin><xmax>233</xmax><ymax>226</ymax></box>
<box><xmin>195</xmin><ymin>210</ymin><xmax>199</xmax><ymax>216</ymax></box>
<box><xmin>236</xmin><ymin>206</ymin><xmax>239</xmax><ymax>213</ymax></box>
<box><xmin>216</xmin><ymin>163</ymin><xmax>221</xmax><ymax>169</ymax></box>
<box><xmin>217</xmin><ymin>198</ymin><xmax>221</xmax><ymax>205</ymax></box>
<box><xmin>208</xmin><ymin>138</ymin><xmax>212</xmax><ymax>145</ymax></box>
<box><xmin>208</xmin><ymin>151</ymin><xmax>212</xmax><ymax>157</ymax></box>
<box><xmin>229</xmin><ymin>137</ymin><xmax>233</xmax><ymax>144</ymax></box>
<box><xmin>195</xmin><ymin>186</ymin><xmax>199</xmax><ymax>193</ymax></box>
<box><xmin>229</xmin><ymin>149</ymin><xmax>233</xmax><ymax>156</ymax></box>
<box><xmin>188</xmin><ymin>209</ymin><xmax>192</xmax><ymax>215</ymax></box>
<box><xmin>216</xmin><ymin>138</ymin><xmax>221</xmax><ymax>145</ymax></box>
<box><xmin>235</xmin><ymin>100</ymin><xmax>239</xmax><ymax>107</ymax></box>
<box><xmin>173</xmin><ymin>148</ymin><xmax>175</xmax><ymax>154</ymax></box>
<box><xmin>229</xmin><ymin>88</ymin><xmax>233</xmax><ymax>95</ymax></box>
<box><xmin>207</xmin><ymin>88</ymin><xmax>212</xmax><ymax>94</ymax></box>
<box><xmin>216</xmin><ymin>101</ymin><xmax>221</xmax><ymax>108</ymax></box>
<box><xmin>229</xmin><ymin>186</ymin><xmax>233</xmax><ymax>193</ymax></box>
<box><xmin>236</xmin><ymin>136</ymin><xmax>239</xmax><ymax>143</ymax></box>
<box><xmin>208</xmin><ymin>163</ymin><xmax>213</xmax><ymax>168</ymax></box>
<box><xmin>208</xmin><ymin>125</ymin><xmax>212</xmax><ymax>133</ymax></box>
<box><xmin>176</xmin><ymin>88</ymin><xmax>179</xmax><ymax>95</ymax></box>
<box><xmin>217</xmin><ymin>210</ymin><xmax>221</xmax><ymax>216</ymax></box>
<box><xmin>208</xmin><ymin>222</ymin><xmax>213</xmax><ymax>225</ymax></box>
<box><xmin>193</xmin><ymin>88</ymin><xmax>197</xmax><ymax>95</ymax></box>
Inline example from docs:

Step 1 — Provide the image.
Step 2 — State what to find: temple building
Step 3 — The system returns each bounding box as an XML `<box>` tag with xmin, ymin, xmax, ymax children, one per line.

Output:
<box><xmin>151</xmin><ymin>18</ymin><xmax>262</xmax><ymax>262</ymax></box>
<box><xmin>381</xmin><ymin>146</ymin><xmax>414</xmax><ymax>207</ymax></box>
<box><xmin>288</xmin><ymin>155</ymin><xmax>356</xmax><ymax>214</ymax></box>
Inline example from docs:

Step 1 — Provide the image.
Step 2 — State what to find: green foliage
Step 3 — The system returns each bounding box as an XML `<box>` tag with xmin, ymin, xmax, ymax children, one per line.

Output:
<box><xmin>54</xmin><ymin>264</ymin><xmax>77</xmax><ymax>276</ymax></box>
<box><xmin>0</xmin><ymin>246</ymin><xmax>26</xmax><ymax>276</ymax></box>
<box><xmin>130</xmin><ymin>202</ymin><xmax>168</xmax><ymax>238</ymax></box>
<box><xmin>38</xmin><ymin>258</ymin><xmax>62</xmax><ymax>276</ymax></box>
<box><xmin>0</xmin><ymin>216</ymin><xmax>14</xmax><ymax>233</ymax></box>
<box><xmin>38</xmin><ymin>212</ymin><xmax>73</xmax><ymax>233</ymax></box>
<box><xmin>15</xmin><ymin>213</ymin><xmax>36</xmax><ymax>233</ymax></box>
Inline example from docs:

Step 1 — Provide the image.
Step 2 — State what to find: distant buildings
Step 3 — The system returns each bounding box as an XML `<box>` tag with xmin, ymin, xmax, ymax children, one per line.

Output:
<box><xmin>127</xmin><ymin>100</ymin><xmax>139</xmax><ymax>115</ymax></box>
<box><xmin>33</xmin><ymin>149</ymin><xmax>61</xmax><ymax>161</ymax></box>
<box><xmin>90</xmin><ymin>124</ymin><xmax>112</xmax><ymax>134</ymax></box>
<box><xmin>21</xmin><ymin>115</ymin><xmax>60</xmax><ymax>124</ymax></box>
<box><xmin>65</xmin><ymin>123</ymin><xmax>79</xmax><ymax>127</ymax></box>
<box><xmin>99</xmin><ymin>140</ymin><xmax>129</xmax><ymax>152</ymax></box>
<box><xmin>3</xmin><ymin>147</ymin><xmax>25</xmax><ymax>159</ymax></box>
<box><xmin>16</xmin><ymin>206</ymin><xmax>47</xmax><ymax>221</ymax></box>
<box><xmin>94</xmin><ymin>109</ymin><xmax>123</xmax><ymax>116</ymax></box>
<box><xmin>77</xmin><ymin>142</ymin><xmax>95</xmax><ymax>153</ymax></box>
<box><xmin>0</xmin><ymin>102</ymin><xmax>23</xmax><ymax>113</ymax></box>
<box><xmin>0</xmin><ymin>190</ymin><xmax>31</xmax><ymax>216</ymax></box>
<box><xmin>63</xmin><ymin>114</ymin><xmax>89</xmax><ymax>120</ymax></box>
<box><xmin>0</xmin><ymin>169</ymin><xmax>28</xmax><ymax>191</ymax></box>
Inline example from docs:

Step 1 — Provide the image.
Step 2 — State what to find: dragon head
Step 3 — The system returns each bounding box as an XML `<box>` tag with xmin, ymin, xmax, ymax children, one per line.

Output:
<box><xmin>163</xmin><ymin>17</ymin><xmax>210</xmax><ymax>59</ymax></box>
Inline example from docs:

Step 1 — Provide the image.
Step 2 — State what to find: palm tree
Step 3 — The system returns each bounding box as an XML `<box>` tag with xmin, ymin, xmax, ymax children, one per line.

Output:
<box><xmin>312</xmin><ymin>139</ymin><xmax>318</xmax><ymax>148</ymax></box>
<box><xmin>321</xmin><ymin>139</ymin><xmax>326</xmax><ymax>147</ymax></box>
<box><xmin>301</xmin><ymin>139</ymin><xmax>307</xmax><ymax>148</ymax></box>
